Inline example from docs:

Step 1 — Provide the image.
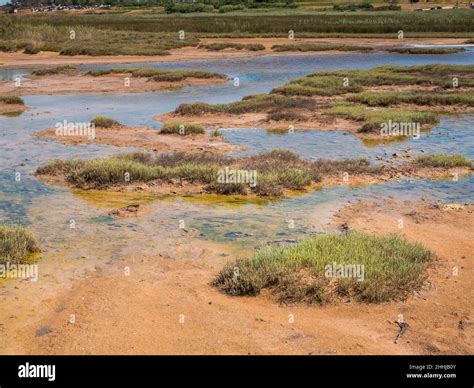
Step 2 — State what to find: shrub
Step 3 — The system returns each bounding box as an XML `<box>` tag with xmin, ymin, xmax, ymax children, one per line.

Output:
<box><xmin>213</xmin><ymin>232</ymin><xmax>432</xmax><ymax>303</ymax></box>
<box><xmin>0</xmin><ymin>225</ymin><xmax>40</xmax><ymax>265</ymax></box>
<box><xmin>160</xmin><ymin>122</ymin><xmax>205</xmax><ymax>135</ymax></box>
<box><xmin>91</xmin><ymin>116</ymin><xmax>121</xmax><ymax>128</ymax></box>
<box><xmin>0</xmin><ymin>95</ymin><xmax>24</xmax><ymax>105</ymax></box>
<box><xmin>415</xmin><ymin>154</ymin><xmax>472</xmax><ymax>168</ymax></box>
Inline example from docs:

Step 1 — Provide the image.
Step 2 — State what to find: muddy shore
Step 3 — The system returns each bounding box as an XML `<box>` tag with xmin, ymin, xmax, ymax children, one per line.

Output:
<box><xmin>37</xmin><ymin>125</ymin><xmax>241</xmax><ymax>154</ymax></box>
<box><xmin>2</xmin><ymin>198</ymin><xmax>471</xmax><ymax>355</ymax></box>
<box><xmin>0</xmin><ymin>72</ymin><xmax>228</xmax><ymax>96</ymax></box>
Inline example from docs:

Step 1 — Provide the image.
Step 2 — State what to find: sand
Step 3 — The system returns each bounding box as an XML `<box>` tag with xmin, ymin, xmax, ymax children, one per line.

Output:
<box><xmin>2</xmin><ymin>199</ymin><xmax>471</xmax><ymax>355</ymax></box>
<box><xmin>0</xmin><ymin>72</ymin><xmax>228</xmax><ymax>96</ymax></box>
<box><xmin>37</xmin><ymin>125</ymin><xmax>241</xmax><ymax>154</ymax></box>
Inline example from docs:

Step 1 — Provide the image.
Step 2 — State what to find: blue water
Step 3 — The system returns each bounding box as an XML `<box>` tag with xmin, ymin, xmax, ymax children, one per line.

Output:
<box><xmin>223</xmin><ymin>114</ymin><xmax>474</xmax><ymax>161</ymax></box>
<box><xmin>0</xmin><ymin>48</ymin><xmax>473</xmax><ymax>243</ymax></box>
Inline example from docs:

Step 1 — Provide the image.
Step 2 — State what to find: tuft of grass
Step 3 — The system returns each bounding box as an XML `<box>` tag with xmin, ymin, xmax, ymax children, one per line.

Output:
<box><xmin>175</xmin><ymin>94</ymin><xmax>316</xmax><ymax>115</ymax></box>
<box><xmin>271</xmin><ymin>43</ymin><xmax>373</xmax><ymax>52</ymax></box>
<box><xmin>200</xmin><ymin>42</ymin><xmax>265</xmax><ymax>51</ymax></box>
<box><xmin>91</xmin><ymin>116</ymin><xmax>121</xmax><ymax>129</ymax></box>
<box><xmin>210</xmin><ymin>129</ymin><xmax>223</xmax><ymax>137</ymax></box>
<box><xmin>415</xmin><ymin>154</ymin><xmax>472</xmax><ymax>168</ymax></box>
<box><xmin>348</xmin><ymin>91</ymin><xmax>474</xmax><ymax>107</ymax></box>
<box><xmin>160</xmin><ymin>122</ymin><xmax>205</xmax><ymax>135</ymax></box>
<box><xmin>387</xmin><ymin>47</ymin><xmax>465</xmax><ymax>55</ymax></box>
<box><xmin>31</xmin><ymin>65</ymin><xmax>78</xmax><ymax>76</ymax></box>
<box><xmin>212</xmin><ymin>232</ymin><xmax>432</xmax><ymax>304</ymax></box>
<box><xmin>0</xmin><ymin>95</ymin><xmax>24</xmax><ymax>105</ymax></box>
<box><xmin>328</xmin><ymin>102</ymin><xmax>438</xmax><ymax>133</ymax></box>
<box><xmin>267</xmin><ymin>110</ymin><xmax>306</xmax><ymax>122</ymax></box>
<box><xmin>36</xmin><ymin>150</ymin><xmax>377</xmax><ymax>195</ymax></box>
<box><xmin>0</xmin><ymin>224</ymin><xmax>40</xmax><ymax>265</ymax></box>
<box><xmin>23</xmin><ymin>44</ymin><xmax>41</xmax><ymax>55</ymax></box>
<box><xmin>87</xmin><ymin>68</ymin><xmax>225</xmax><ymax>82</ymax></box>
<box><xmin>273</xmin><ymin>64</ymin><xmax>474</xmax><ymax>97</ymax></box>
<box><xmin>273</xmin><ymin>75</ymin><xmax>363</xmax><ymax>97</ymax></box>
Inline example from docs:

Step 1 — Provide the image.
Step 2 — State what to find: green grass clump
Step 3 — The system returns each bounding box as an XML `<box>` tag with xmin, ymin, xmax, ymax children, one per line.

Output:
<box><xmin>31</xmin><ymin>65</ymin><xmax>78</xmax><ymax>76</ymax></box>
<box><xmin>36</xmin><ymin>150</ymin><xmax>378</xmax><ymax>196</ymax></box>
<box><xmin>23</xmin><ymin>44</ymin><xmax>41</xmax><ymax>55</ymax></box>
<box><xmin>201</xmin><ymin>42</ymin><xmax>265</xmax><ymax>51</ymax></box>
<box><xmin>348</xmin><ymin>91</ymin><xmax>474</xmax><ymax>107</ymax></box>
<box><xmin>160</xmin><ymin>122</ymin><xmax>205</xmax><ymax>135</ymax></box>
<box><xmin>266</xmin><ymin>110</ymin><xmax>306</xmax><ymax>121</ymax></box>
<box><xmin>212</xmin><ymin>232</ymin><xmax>432</xmax><ymax>303</ymax></box>
<box><xmin>0</xmin><ymin>95</ymin><xmax>24</xmax><ymax>105</ymax></box>
<box><xmin>175</xmin><ymin>94</ymin><xmax>315</xmax><ymax>115</ymax></box>
<box><xmin>273</xmin><ymin>74</ymin><xmax>363</xmax><ymax>96</ymax></box>
<box><xmin>91</xmin><ymin>116</ymin><xmax>121</xmax><ymax>129</ymax></box>
<box><xmin>328</xmin><ymin>102</ymin><xmax>438</xmax><ymax>133</ymax></box>
<box><xmin>87</xmin><ymin>68</ymin><xmax>224</xmax><ymax>82</ymax></box>
<box><xmin>0</xmin><ymin>224</ymin><xmax>40</xmax><ymax>265</ymax></box>
<box><xmin>271</xmin><ymin>43</ymin><xmax>373</xmax><ymax>52</ymax></box>
<box><xmin>273</xmin><ymin>65</ymin><xmax>474</xmax><ymax>97</ymax></box>
<box><xmin>387</xmin><ymin>47</ymin><xmax>465</xmax><ymax>55</ymax></box>
<box><xmin>415</xmin><ymin>154</ymin><xmax>472</xmax><ymax>168</ymax></box>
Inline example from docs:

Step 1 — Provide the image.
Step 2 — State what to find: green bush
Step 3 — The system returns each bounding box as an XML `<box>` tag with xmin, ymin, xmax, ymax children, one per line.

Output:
<box><xmin>415</xmin><ymin>154</ymin><xmax>472</xmax><ymax>168</ymax></box>
<box><xmin>160</xmin><ymin>122</ymin><xmax>205</xmax><ymax>135</ymax></box>
<box><xmin>0</xmin><ymin>224</ymin><xmax>40</xmax><ymax>265</ymax></box>
<box><xmin>91</xmin><ymin>116</ymin><xmax>121</xmax><ymax>128</ymax></box>
<box><xmin>213</xmin><ymin>232</ymin><xmax>432</xmax><ymax>303</ymax></box>
<box><xmin>0</xmin><ymin>95</ymin><xmax>24</xmax><ymax>105</ymax></box>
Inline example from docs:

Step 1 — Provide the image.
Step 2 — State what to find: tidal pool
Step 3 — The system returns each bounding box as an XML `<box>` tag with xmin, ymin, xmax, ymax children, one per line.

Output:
<box><xmin>0</xmin><ymin>48</ymin><xmax>472</xmax><ymax>262</ymax></box>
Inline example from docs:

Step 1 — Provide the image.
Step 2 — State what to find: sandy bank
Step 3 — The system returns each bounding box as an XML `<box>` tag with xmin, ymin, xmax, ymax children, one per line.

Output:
<box><xmin>0</xmin><ymin>102</ymin><xmax>27</xmax><ymax>115</ymax></box>
<box><xmin>37</xmin><ymin>125</ymin><xmax>241</xmax><ymax>154</ymax></box>
<box><xmin>4</xmin><ymin>199</ymin><xmax>472</xmax><ymax>355</ymax></box>
<box><xmin>35</xmin><ymin>155</ymin><xmax>472</xmax><ymax>200</ymax></box>
<box><xmin>0</xmin><ymin>72</ymin><xmax>227</xmax><ymax>96</ymax></box>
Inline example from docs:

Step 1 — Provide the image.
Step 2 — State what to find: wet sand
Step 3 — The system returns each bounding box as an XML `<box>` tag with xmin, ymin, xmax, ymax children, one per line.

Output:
<box><xmin>0</xmin><ymin>73</ymin><xmax>228</xmax><ymax>96</ymax></box>
<box><xmin>3</xmin><ymin>199</ymin><xmax>472</xmax><ymax>355</ymax></box>
<box><xmin>37</xmin><ymin>125</ymin><xmax>241</xmax><ymax>154</ymax></box>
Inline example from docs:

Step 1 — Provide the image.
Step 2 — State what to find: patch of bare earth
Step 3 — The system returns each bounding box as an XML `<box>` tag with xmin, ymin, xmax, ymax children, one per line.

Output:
<box><xmin>0</xmin><ymin>73</ymin><xmax>227</xmax><ymax>96</ymax></box>
<box><xmin>6</xmin><ymin>199</ymin><xmax>471</xmax><ymax>355</ymax></box>
<box><xmin>331</xmin><ymin>199</ymin><xmax>474</xmax><ymax>355</ymax></box>
<box><xmin>36</xmin><ymin>125</ymin><xmax>241</xmax><ymax>154</ymax></box>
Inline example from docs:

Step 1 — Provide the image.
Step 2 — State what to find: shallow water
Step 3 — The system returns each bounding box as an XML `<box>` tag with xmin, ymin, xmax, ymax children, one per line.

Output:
<box><xmin>222</xmin><ymin>114</ymin><xmax>474</xmax><ymax>161</ymax></box>
<box><xmin>0</xmin><ymin>48</ymin><xmax>473</xmax><ymax>255</ymax></box>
